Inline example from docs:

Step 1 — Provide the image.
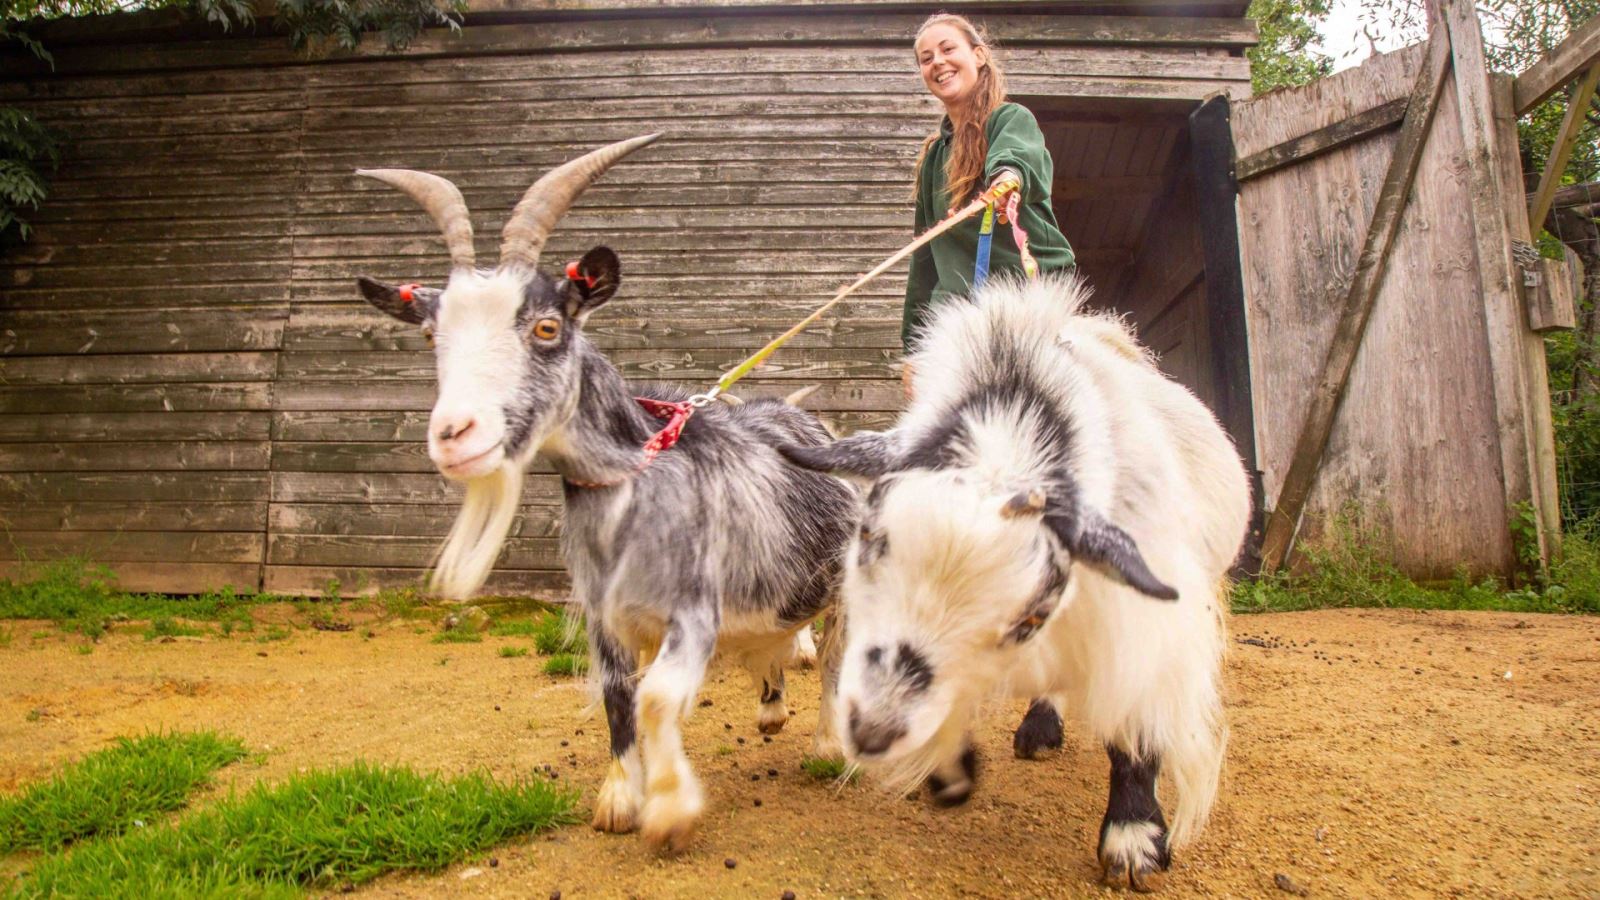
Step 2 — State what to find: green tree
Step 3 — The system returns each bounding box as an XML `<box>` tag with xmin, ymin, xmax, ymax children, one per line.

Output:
<box><xmin>1247</xmin><ymin>0</ymin><xmax>1335</xmax><ymax>93</ymax></box>
<box><xmin>1</xmin><ymin>0</ymin><xmax>466</xmax><ymax>244</ymax></box>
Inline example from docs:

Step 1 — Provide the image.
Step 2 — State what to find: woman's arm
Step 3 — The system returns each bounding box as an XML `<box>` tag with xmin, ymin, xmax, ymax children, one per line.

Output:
<box><xmin>983</xmin><ymin>103</ymin><xmax>1053</xmax><ymax>205</ymax></box>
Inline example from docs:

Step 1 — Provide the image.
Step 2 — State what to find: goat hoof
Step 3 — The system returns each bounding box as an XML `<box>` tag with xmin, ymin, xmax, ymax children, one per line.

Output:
<box><xmin>640</xmin><ymin>805</ymin><xmax>700</xmax><ymax>854</ymax></box>
<box><xmin>1012</xmin><ymin>699</ymin><xmax>1064</xmax><ymax>760</ymax></box>
<box><xmin>1098</xmin><ymin>821</ymin><xmax>1171</xmax><ymax>892</ymax></box>
<box><xmin>591</xmin><ymin>783</ymin><xmax>640</xmax><ymax>834</ymax></box>
<box><xmin>1101</xmin><ymin>862</ymin><xmax>1130</xmax><ymax>889</ymax></box>
<box><xmin>809</xmin><ymin>737</ymin><xmax>844</xmax><ymax>761</ymax></box>
<box><xmin>757</xmin><ymin>706</ymin><xmax>789</xmax><ymax>735</ymax></box>
<box><xmin>1129</xmin><ymin>867</ymin><xmax>1167</xmax><ymax>893</ymax></box>
<box><xmin>927</xmin><ymin>743</ymin><xmax>978</xmax><ymax>807</ymax></box>
<box><xmin>640</xmin><ymin>788</ymin><xmax>703</xmax><ymax>855</ymax></box>
<box><xmin>791</xmin><ymin>628</ymin><xmax>818</xmax><ymax>669</ymax></box>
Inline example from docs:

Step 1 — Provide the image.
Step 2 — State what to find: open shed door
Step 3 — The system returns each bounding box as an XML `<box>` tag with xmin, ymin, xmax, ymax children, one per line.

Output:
<box><xmin>1228</xmin><ymin>20</ymin><xmax>1559</xmax><ymax>578</ymax></box>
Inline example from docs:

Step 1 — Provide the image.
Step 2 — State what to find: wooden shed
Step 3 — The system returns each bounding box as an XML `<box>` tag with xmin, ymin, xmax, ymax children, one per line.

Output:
<box><xmin>0</xmin><ymin>0</ymin><xmax>1568</xmax><ymax>593</ymax></box>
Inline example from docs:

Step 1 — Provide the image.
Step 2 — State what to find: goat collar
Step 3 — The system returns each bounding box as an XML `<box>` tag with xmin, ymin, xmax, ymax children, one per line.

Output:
<box><xmin>562</xmin><ymin>397</ymin><xmax>695</xmax><ymax>490</ymax></box>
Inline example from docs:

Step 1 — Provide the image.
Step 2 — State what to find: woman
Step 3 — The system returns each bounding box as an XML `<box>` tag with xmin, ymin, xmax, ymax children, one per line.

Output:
<box><xmin>903</xmin><ymin>14</ymin><xmax>1076</xmax><ymax>358</ymax></box>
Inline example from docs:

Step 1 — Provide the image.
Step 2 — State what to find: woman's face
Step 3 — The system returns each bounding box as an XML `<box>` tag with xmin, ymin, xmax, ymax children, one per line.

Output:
<box><xmin>916</xmin><ymin>23</ymin><xmax>987</xmax><ymax>111</ymax></box>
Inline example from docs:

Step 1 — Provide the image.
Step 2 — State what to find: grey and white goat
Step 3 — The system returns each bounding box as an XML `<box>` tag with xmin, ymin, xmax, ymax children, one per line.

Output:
<box><xmin>782</xmin><ymin>274</ymin><xmax>1250</xmax><ymax>891</ymax></box>
<box><xmin>352</xmin><ymin>135</ymin><xmax>855</xmax><ymax>852</ymax></box>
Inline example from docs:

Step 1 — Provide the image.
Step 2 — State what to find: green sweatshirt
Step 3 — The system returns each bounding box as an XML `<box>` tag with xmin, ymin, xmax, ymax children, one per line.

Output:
<box><xmin>903</xmin><ymin>102</ymin><xmax>1076</xmax><ymax>349</ymax></box>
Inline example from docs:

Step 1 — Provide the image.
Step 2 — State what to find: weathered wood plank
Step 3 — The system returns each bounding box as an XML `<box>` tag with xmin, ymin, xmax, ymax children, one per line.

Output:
<box><xmin>0</xmin><ymin>561</ymin><xmax>263</xmax><ymax>595</ymax></box>
<box><xmin>0</xmin><ymin>441</ymin><xmax>270</xmax><ymax>472</ymax></box>
<box><xmin>283</xmin><ymin>309</ymin><xmax>906</xmax><ymax>351</ymax></box>
<box><xmin>0</xmin><ymin>353</ymin><xmax>277</xmax><ymax>385</ymax></box>
<box><xmin>1231</xmin><ymin>43</ymin><xmax>1425</xmax><ymax>159</ymax></box>
<box><xmin>267</xmin><ymin>534</ymin><xmax>562</xmax><ymax>568</ymax></box>
<box><xmin>0</xmin><ymin>412</ymin><xmax>271</xmax><ymax>442</ymax></box>
<box><xmin>0</xmin><ymin>384</ymin><xmax>272</xmax><ymax>414</ymax></box>
<box><xmin>2</xmin><ymin>285</ymin><xmax>294</xmax><ymax>312</ymax></box>
<box><xmin>1512</xmin><ymin>11</ymin><xmax>1600</xmax><ymax>115</ymax></box>
<box><xmin>1235</xmin><ymin>97</ymin><xmax>1408</xmax><ymax>183</ymax></box>
<box><xmin>0</xmin><ymin>309</ymin><xmax>287</xmax><ymax>356</ymax></box>
<box><xmin>5</xmin><ymin>16</ymin><xmax>1259</xmax><ymax>77</ymax></box>
<box><xmin>1526</xmin><ymin>62</ymin><xmax>1600</xmax><ymax>235</ymax></box>
<box><xmin>0</xmin><ymin>501</ymin><xmax>266</xmax><ymax>532</ymax></box>
<box><xmin>273</xmin><ymin>379</ymin><xmax>905</xmax><ymax>412</ymax></box>
<box><xmin>1445</xmin><ymin>0</ymin><xmax>1545</xmax><ymax>566</ymax></box>
<box><xmin>0</xmin><ymin>471</ymin><xmax>268</xmax><ymax>503</ymax></box>
<box><xmin>262</xmin><ymin>564</ymin><xmax>567</xmax><ymax>597</ymax></box>
<box><xmin>4</xmin><ymin>237</ymin><xmax>294</xmax><ymax>268</ymax></box>
<box><xmin>269</xmin><ymin>502</ymin><xmax>562</xmax><ymax>538</ymax></box>
<box><xmin>0</xmin><ymin>530</ymin><xmax>264</xmax><ymax>563</ymax></box>
<box><xmin>270</xmin><ymin>470</ymin><xmax>558</xmax><ymax>504</ymax></box>
<box><xmin>269</xmin><ymin>408</ymin><xmax>892</xmax><ymax>442</ymax></box>
<box><xmin>1259</xmin><ymin>30</ymin><xmax>1451</xmax><ymax>573</ymax></box>
<box><xmin>277</xmin><ymin>348</ymin><xmax>900</xmax><ymax>383</ymax></box>
<box><xmin>1492</xmin><ymin>72</ymin><xmax>1565</xmax><ymax>556</ymax></box>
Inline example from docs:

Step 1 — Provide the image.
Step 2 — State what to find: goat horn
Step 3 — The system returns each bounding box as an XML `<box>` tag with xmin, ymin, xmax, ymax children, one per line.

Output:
<box><xmin>356</xmin><ymin>169</ymin><xmax>476</xmax><ymax>271</ymax></box>
<box><xmin>1000</xmin><ymin>489</ymin><xmax>1048</xmax><ymax>519</ymax></box>
<box><xmin>499</xmin><ymin>133</ymin><xmax>661</xmax><ymax>270</ymax></box>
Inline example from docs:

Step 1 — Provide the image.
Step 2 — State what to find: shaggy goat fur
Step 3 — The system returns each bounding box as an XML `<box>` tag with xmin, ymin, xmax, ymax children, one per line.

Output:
<box><xmin>782</xmin><ymin>273</ymin><xmax>1250</xmax><ymax>886</ymax></box>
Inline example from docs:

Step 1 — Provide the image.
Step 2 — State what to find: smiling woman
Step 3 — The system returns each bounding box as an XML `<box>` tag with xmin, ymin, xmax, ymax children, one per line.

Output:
<box><xmin>903</xmin><ymin>14</ymin><xmax>1078</xmax><ymax>354</ymax></box>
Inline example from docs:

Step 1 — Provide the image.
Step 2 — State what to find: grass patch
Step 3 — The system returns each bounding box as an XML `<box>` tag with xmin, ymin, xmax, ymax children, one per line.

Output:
<box><xmin>8</xmin><ymin>763</ymin><xmax>579</xmax><ymax>898</ymax></box>
<box><xmin>1232</xmin><ymin>509</ymin><xmax>1600</xmax><ymax>615</ymax></box>
<box><xmin>142</xmin><ymin>618</ymin><xmax>206</xmax><ymax>641</ymax></box>
<box><xmin>0</xmin><ymin>731</ymin><xmax>247</xmax><ymax>853</ymax></box>
<box><xmin>0</xmin><ymin>560</ymin><xmax>273</xmax><ymax>640</ymax></box>
<box><xmin>497</xmin><ymin>645</ymin><xmax>529</xmax><ymax>658</ymax></box>
<box><xmin>489</xmin><ymin>610</ymin><xmax>583</xmax><ymax>656</ymax></box>
<box><xmin>799</xmin><ymin>756</ymin><xmax>856</xmax><ymax>784</ymax></box>
<box><xmin>256</xmin><ymin>626</ymin><xmax>291</xmax><ymax>643</ymax></box>
<box><xmin>540</xmin><ymin>653</ymin><xmax>587</xmax><ymax>677</ymax></box>
<box><xmin>431</xmin><ymin>630</ymin><xmax>482</xmax><ymax>644</ymax></box>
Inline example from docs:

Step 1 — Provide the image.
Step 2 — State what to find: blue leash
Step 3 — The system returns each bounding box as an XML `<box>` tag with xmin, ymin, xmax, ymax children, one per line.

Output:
<box><xmin>972</xmin><ymin>202</ymin><xmax>995</xmax><ymax>290</ymax></box>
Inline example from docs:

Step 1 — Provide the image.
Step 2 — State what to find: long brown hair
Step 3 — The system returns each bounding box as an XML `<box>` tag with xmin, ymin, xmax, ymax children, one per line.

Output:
<box><xmin>912</xmin><ymin>13</ymin><xmax>1008</xmax><ymax>206</ymax></box>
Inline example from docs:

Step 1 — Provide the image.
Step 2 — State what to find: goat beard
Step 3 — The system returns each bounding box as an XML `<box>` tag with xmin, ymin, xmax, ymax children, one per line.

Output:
<box><xmin>429</xmin><ymin>464</ymin><xmax>524</xmax><ymax>599</ymax></box>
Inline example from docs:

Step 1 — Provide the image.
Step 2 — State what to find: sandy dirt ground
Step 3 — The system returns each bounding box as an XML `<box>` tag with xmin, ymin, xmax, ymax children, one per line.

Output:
<box><xmin>1</xmin><ymin>607</ymin><xmax>1597</xmax><ymax>899</ymax></box>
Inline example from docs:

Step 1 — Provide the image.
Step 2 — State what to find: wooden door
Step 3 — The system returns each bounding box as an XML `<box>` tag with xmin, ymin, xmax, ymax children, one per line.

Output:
<box><xmin>1228</xmin><ymin>36</ymin><xmax>1556</xmax><ymax>578</ymax></box>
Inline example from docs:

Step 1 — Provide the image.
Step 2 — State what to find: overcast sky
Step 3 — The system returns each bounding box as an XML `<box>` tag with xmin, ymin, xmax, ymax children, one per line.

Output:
<box><xmin>1312</xmin><ymin>0</ymin><xmax>1424</xmax><ymax>71</ymax></box>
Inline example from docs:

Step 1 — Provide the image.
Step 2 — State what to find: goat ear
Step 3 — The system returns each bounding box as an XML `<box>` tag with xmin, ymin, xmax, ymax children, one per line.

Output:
<box><xmin>778</xmin><ymin>430</ymin><xmax>903</xmax><ymax>482</ymax></box>
<box><xmin>1043</xmin><ymin>509</ymin><xmax>1178</xmax><ymax>601</ymax></box>
<box><xmin>357</xmin><ymin>276</ymin><xmax>437</xmax><ymax>325</ymax></box>
<box><xmin>563</xmin><ymin>246</ymin><xmax>621</xmax><ymax>320</ymax></box>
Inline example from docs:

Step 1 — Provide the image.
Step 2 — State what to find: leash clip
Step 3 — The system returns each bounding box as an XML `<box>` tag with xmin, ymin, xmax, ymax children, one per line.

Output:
<box><xmin>687</xmin><ymin>386</ymin><xmax>721</xmax><ymax>409</ymax></box>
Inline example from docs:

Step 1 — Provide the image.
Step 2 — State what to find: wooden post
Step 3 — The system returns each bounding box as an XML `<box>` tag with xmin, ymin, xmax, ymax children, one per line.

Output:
<box><xmin>1527</xmin><ymin>62</ymin><xmax>1600</xmax><ymax>236</ymax></box>
<box><xmin>1257</xmin><ymin>27</ymin><xmax>1453</xmax><ymax>573</ymax></box>
<box><xmin>1189</xmin><ymin>94</ymin><xmax>1264</xmax><ymax>572</ymax></box>
<box><xmin>1492</xmin><ymin>72</ymin><xmax>1566</xmax><ymax>562</ymax></box>
<box><xmin>1447</xmin><ymin>0</ymin><xmax>1551</xmax><ymax>568</ymax></box>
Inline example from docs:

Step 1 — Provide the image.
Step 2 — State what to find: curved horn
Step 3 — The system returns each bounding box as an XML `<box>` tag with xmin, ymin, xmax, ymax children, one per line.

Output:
<box><xmin>356</xmin><ymin>169</ymin><xmax>476</xmax><ymax>271</ymax></box>
<box><xmin>499</xmin><ymin>133</ymin><xmax>661</xmax><ymax>270</ymax></box>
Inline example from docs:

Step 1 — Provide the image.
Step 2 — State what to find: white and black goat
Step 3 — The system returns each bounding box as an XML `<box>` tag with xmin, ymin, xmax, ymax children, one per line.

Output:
<box><xmin>782</xmin><ymin>274</ymin><xmax>1250</xmax><ymax>890</ymax></box>
<box><xmin>351</xmin><ymin>135</ymin><xmax>855</xmax><ymax>852</ymax></box>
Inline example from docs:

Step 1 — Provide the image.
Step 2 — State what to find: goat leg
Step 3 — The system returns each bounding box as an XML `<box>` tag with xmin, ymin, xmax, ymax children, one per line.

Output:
<box><xmin>1098</xmin><ymin>744</ymin><xmax>1171</xmax><ymax>893</ymax></box>
<box><xmin>637</xmin><ymin>612</ymin><xmax>715</xmax><ymax>854</ymax></box>
<box><xmin>590</xmin><ymin>628</ymin><xmax>644</xmax><ymax>835</ymax></box>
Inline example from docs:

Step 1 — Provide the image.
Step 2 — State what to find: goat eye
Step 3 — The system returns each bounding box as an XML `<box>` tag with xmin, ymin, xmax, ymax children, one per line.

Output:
<box><xmin>532</xmin><ymin>318</ymin><xmax>561</xmax><ymax>341</ymax></box>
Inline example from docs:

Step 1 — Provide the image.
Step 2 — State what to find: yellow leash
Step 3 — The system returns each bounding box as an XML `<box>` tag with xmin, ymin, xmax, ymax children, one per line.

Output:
<box><xmin>687</xmin><ymin>175</ymin><xmax>1023</xmax><ymax>407</ymax></box>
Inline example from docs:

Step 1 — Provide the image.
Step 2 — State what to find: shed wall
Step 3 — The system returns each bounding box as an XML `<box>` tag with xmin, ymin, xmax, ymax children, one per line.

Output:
<box><xmin>0</xmin><ymin>6</ymin><xmax>1252</xmax><ymax>594</ymax></box>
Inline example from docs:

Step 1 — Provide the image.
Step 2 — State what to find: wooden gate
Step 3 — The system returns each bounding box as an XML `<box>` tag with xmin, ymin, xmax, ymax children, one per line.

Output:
<box><xmin>1226</xmin><ymin>0</ymin><xmax>1561</xmax><ymax>578</ymax></box>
